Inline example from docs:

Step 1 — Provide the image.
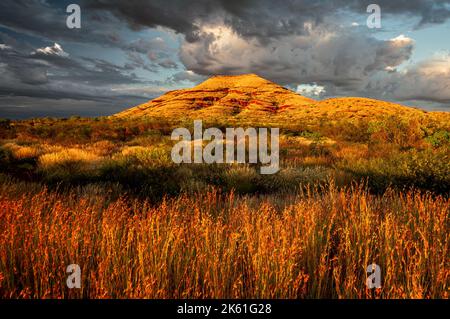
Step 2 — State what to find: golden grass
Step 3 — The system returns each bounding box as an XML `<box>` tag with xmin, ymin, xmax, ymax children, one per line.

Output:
<box><xmin>1</xmin><ymin>142</ymin><xmax>42</xmax><ymax>160</ymax></box>
<box><xmin>115</xmin><ymin>145</ymin><xmax>172</xmax><ymax>167</ymax></box>
<box><xmin>334</xmin><ymin>143</ymin><xmax>369</xmax><ymax>160</ymax></box>
<box><xmin>0</xmin><ymin>183</ymin><xmax>447</xmax><ymax>299</ymax></box>
<box><xmin>37</xmin><ymin>149</ymin><xmax>104</xmax><ymax>179</ymax></box>
<box><xmin>87</xmin><ymin>140</ymin><xmax>118</xmax><ymax>157</ymax></box>
<box><xmin>39</xmin><ymin>148</ymin><xmax>102</xmax><ymax>169</ymax></box>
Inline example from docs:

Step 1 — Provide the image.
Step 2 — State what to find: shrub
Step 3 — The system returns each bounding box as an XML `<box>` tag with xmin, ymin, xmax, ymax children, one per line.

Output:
<box><xmin>1</xmin><ymin>142</ymin><xmax>42</xmax><ymax>160</ymax></box>
<box><xmin>38</xmin><ymin>148</ymin><xmax>103</xmax><ymax>181</ymax></box>
<box><xmin>342</xmin><ymin>148</ymin><xmax>449</xmax><ymax>193</ymax></box>
<box><xmin>117</xmin><ymin>145</ymin><xmax>172</xmax><ymax>168</ymax></box>
<box><xmin>256</xmin><ymin>166</ymin><xmax>332</xmax><ymax>193</ymax></box>
<box><xmin>426</xmin><ymin>130</ymin><xmax>450</xmax><ymax>147</ymax></box>
<box><xmin>222</xmin><ymin>165</ymin><xmax>259</xmax><ymax>193</ymax></box>
<box><xmin>368</xmin><ymin>116</ymin><xmax>424</xmax><ymax>149</ymax></box>
<box><xmin>0</xmin><ymin>146</ymin><xmax>11</xmax><ymax>166</ymax></box>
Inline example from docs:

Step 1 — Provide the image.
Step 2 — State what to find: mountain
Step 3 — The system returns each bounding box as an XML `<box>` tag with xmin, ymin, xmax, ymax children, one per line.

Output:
<box><xmin>115</xmin><ymin>74</ymin><xmax>445</xmax><ymax>126</ymax></box>
<box><xmin>115</xmin><ymin>74</ymin><xmax>314</xmax><ymax>122</ymax></box>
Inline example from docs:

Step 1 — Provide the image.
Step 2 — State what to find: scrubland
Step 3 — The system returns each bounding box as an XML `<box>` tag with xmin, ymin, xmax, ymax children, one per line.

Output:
<box><xmin>0</xmin><ymin>113</ymin><xmax>448</xmax><ymax>298</ymax></box>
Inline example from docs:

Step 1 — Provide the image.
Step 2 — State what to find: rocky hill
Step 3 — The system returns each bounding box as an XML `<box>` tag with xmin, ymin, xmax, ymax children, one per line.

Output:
<box><xmin>115</xmin><ymin>74</ymin><xmax>448</xmax><ymax>127</ymax></box>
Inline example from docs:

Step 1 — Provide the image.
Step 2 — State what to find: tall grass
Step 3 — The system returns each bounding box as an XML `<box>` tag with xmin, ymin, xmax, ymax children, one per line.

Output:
<box><xmin>0</xmin><ymin>182</ymin><xmax>447</xmax><ymax>299</ymax></box>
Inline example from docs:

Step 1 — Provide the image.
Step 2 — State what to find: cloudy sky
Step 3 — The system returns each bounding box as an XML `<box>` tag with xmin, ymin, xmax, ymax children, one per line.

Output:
<box><xmin>0</xmin><ymin>0</ymin><xmax>449</xmax><ymax>119</ymax></box>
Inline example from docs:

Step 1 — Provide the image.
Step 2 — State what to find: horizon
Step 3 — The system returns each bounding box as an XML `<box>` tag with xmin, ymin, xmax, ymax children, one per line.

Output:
<box><xmin>2</xmin><ymin>72</ymin><xmax>444</xmax><ymax>120</ymax></box>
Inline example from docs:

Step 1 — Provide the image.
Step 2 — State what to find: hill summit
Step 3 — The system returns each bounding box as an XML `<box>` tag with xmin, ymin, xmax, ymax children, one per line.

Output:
<box><xmin>115</xmin><ymin>74</ymin><xmax>314</xmax><ymax>121</ymax></box>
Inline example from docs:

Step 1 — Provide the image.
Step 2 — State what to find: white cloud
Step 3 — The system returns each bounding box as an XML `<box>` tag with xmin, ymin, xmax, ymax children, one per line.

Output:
<box><xmin>179</xmin><ymin>24</ymin><xmax>414</xmax><ymax>92</ymax></box>
<box><xmin>391</xmin><ymin>54</ymin><xmax>450</xmax><ymax>102</ymax></box>
<box><xmin>363</xmin><ymin>53</ymin><xmax>450</xmax><ymax>104</ymax></box>
<box><xmin>385</xmin><ymin>66</ymin><xmax>396</xmax><ymax>72</ymax></box>
<box><xmin>0</xmin><ymin>44</ymin><xmax>12</xmax><ymax>50</ymax></box>
<box><xmin>296</xmin><ymin>84</ymin><xmax>326</xmax><ymax>97</ymax></box>
<box><xmin>390</xmin><ymin>34</ymin><xmax>413</xmax><ymax>44</ymax></box>
<box><xmin>34</xmin><ymin>43</ymin><xmax>68</xmax><ymax>57</ymax></box>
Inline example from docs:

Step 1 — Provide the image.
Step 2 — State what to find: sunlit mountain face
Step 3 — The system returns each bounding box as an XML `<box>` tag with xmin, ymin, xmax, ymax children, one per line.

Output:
<box><xmin>114</xmin><ymin>73</ymin><xmax>446</xmax><ymax>126</ymax></box>
<box><xmin>0</xmin><ymin>0</ymin><xmax>450</xmax><ymax>119</ymax></box>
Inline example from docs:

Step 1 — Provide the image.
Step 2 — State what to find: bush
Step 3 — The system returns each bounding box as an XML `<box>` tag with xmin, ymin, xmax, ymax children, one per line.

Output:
<box><xmin>426</xmin><ymin>130</ymin><xmax>450</xmax><ymax>147</ymax></box>
<box><xmin>117</xmin><ymin>145</ymin><xmax>173</xmax><ymax>168</ymax></box>
<box><xmin>342</xmin><ymin>148</ymin><xmax>449</xmax><ymax>193</ymax></box>
<box><xmin>38</xmin><ymin>148</ymin><xmax>103</xmax><ymax>181</ymax></box>
<box><xmin>222</xmin><ymin>165</ymin><xmax>259</xmax><ymax>193</ymax></box>
<box><xmin>0</xmin><ymin>146</ymin><xmax>11</xmax><ymax>167</ymax></box>
<box><xmin>368</xmin><ymin>116</ymin><xmax>424</xmax><ymax>149</ymax></box>
<box><xmin>256</xmin><ymin>166</ymin><xmax>332</xmax><ymax>193</ymax></box>
<box><xmin>1</xmin><ymin>142</ymin><xmax>42</xmax><ymax>160</ymax></box>
<box><xmin>98</xmin><ymin>159</ymin><xmax>180</xmax><ymax>198</ymax></box>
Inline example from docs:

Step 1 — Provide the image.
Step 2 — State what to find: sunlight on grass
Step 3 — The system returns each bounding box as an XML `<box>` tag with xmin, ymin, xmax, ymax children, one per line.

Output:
<box><xmin>0</xmin><ymin>182</ymin><xmax>447</xmax><ymax>299</ymax></box>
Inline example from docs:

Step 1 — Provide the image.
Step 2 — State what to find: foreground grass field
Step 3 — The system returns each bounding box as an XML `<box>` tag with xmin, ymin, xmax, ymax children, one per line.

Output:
<box><xmin>0</xmin><ymin>108</ymin><xmax>448</xmax><ymax>299</ymax></box>
<box><xmin>0</xmin><ymin>180</ymin><xmax>448</xmax><ymax>299</ymax></box>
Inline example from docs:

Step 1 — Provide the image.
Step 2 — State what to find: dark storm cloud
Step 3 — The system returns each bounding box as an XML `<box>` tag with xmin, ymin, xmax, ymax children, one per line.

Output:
<box><xmin>365</xmin><ymin>54</ymin><xmax>450</xmax><ymax>104</ymax></box>
<box><xmin>0</xmin><ymin>44</ymin><xmax>50</xmax><ymax>85</ymax></box>
<box><xmin>125</xmin><ymin>37</ymin><xmax>168</xmax><ymax>54</ymax></box>
<box><xmin>2</xmin><ymin>0</ymin><xmax>449</xmax><ymax>56</ymax></box>
<box><xmin>0</xmin><ymin>43</ymin><xmax>143</xmax><ymax>88</ymax></box>
<box><xmin>0</xmin><ymin>0</ymin><xmax>177</xmax><ymax>74</ymax></box>
<box><xmin>179</xmin><ymin>27</ymin><xmax>415</xmax><ymax>89</ymax></box>
<box><xmin>4</xmin><ymin>0</ymin><xmax>448</xmax><ymax>45</ymax></box>
<box><xmin>347</xmin><ymin>0</ymin><xmax>450</xmax><ymax>26</ymax></box>
<box><xmin>0</xmin><ymin>0</ymin><xmax>182</xmax><ymax>74</ymax></box>
<box><xmin>88</xmin><ymin>0</ymin><xmax>445</xmax><ymax>108</ymax></box>
<box><xmin>0</xmin><ymin>42</ymin><xmax>156</xmax><ymax>119</ymax></box>
<box><xmin>87</xmin><ymin>0</ymin><xmax>450</xmax><ymax>41</ymax></box>
<box><xmin>0</xmin><ymin>0</ymin><xmax>127</xmax><ymax>48</ymax></box>
<box><xmin>86</xmin><ymin>0</ymin><xmax>220</xmax><ymax>42</ymax></box>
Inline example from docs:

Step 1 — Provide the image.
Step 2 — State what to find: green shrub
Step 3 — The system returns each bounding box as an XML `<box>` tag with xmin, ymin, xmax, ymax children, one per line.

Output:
<box><xmin>426</xmin><ymin>130</ymin><xmax>450</xmax><ymax>147</ymax></box>
<box><xmin>342</xmin><ymin>148</ymin><xmax>449</xmax><ymax>193</ymax></box>
<box><xmin>222</xmin><ymin>165</ymin><xmax>259</xmax><ymax>194</ymax></box>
